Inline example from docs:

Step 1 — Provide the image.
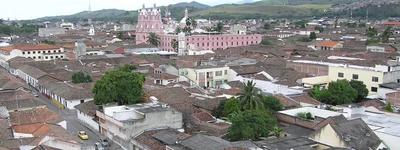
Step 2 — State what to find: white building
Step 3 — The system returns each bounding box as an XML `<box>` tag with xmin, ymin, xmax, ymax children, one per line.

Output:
<box><xmin>74</xmin><ymin>101</ymin><xmax>99</xmax><ymax>132</ymax></box>
<box><xmin>96</xmin><ymin>101</ymin><xmax>182</xmax><ymax>149</ymax></box>
<box><xmin>0</xmin><ymin>44</ymin><xmax>66</xmax><ymax>68</ymax></box>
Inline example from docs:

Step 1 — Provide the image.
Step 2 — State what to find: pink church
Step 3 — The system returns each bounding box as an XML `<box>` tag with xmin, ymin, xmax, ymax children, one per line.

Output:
<box><xmin>135</xmin><ymin>4</ymin><xmax>263</xmax><ymax>51</ymax></box>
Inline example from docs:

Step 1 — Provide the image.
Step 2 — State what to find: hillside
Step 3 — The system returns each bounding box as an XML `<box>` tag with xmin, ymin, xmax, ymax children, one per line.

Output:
<box><xmin>168</xmin><ymin>1</ymin><xmax>210</xmax><ymax>8</ymax></box>
<box><xmin>191</xmin><ymin>3</ymin><xmax>314</xmax><ymax>19</ymax></box>
<box><xmin>30</xmin><ymin>0</ymin><xmax>398</xmax><ymax>23</ymax></box>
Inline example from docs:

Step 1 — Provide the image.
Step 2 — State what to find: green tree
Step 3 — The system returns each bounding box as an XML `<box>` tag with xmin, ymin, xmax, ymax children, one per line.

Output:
<box><xmin>345</xmin><ymin>22</ymin><xmax>357</xmax><ymax>28</ymax></box>
<box><xmin>309</xmin><ymin>32</ymin><xmax>317</xmax><ymax>39</ymax></box>
<box><xmin>365</xmin><ymin>38</ymin><xmax>380</xmax><ymax>45</ymax></box>
<box><xmin>382</xmin><ymin>26</ymin><xmax>393</xmax><ymax>43</ymax></box>
<box><xmin>174</xmin><ymin>27</ymin><xmax>182</xmax><ymax>35</ymax></box>
<box><xmin>41</xmin><ymin>40</ymin><xmax>56</xmax><ymax>45</ymax></box>
<box><xmin>349</xmin><ymin>80</ymin><xmax>369</xmax><ymax>103</ymax></box>
<box><xmin>273</xmin><ymin>125</ymin><xmax>283</xmax><ymax>137</ymax></box>
<box><xmin>222</xmin><ymin>97</ymin><xmax>241</xmax><ymax>116</ymax></box>
<box><xmin>146</xmin><ymin>32</ymin><xmax>160</xmax><ymax>46</ymax></box>
<box><xmin>71</xmin><ymin>72</ymin><xmax>93</xmax><ymax>84</ymax></box>
<box><xmin>171</xmin><ymin>39</ymin><xmax>178</xmax><ymax>51</ymax></box>
<box><xmin>118</xmin><ymin>31</ymin><xmax>124</xmax><ymax>39</ymax></box>
<box><xmin>237</xmin><ymin>80</ymin><xmax>264</xmax><ymax>111</ymax></box>
<box><xmin>215</xmin><ymin>22</ymin><xmax>224</xmax><ymax>32</ymax></box>
<box><xmin>365</xmin><ymin>27</ymin><xmax>378</xmax><ymax>37</ymax></box>
<box><xmin>226</xmin><ymin>110</ymin><xmax>277</xmax><ymax>141</ymax></box>
<box><xmin>358</xmin><ymin>22</ymin><xmax>366</xmax><ymax>28</ymax></box>
<box><xmin>314</xmin><ymin>26</ymin><xmax>324</xmax><ymax>33</ymax></box>
<box><xmin>0</xmin><ymin>18</ymin><xmax>3</xmax><ymax>25</ymax></box>
<box><xmin>263</xmin><ymin>22</ymin><xmax>271</xmax><ymax>30</ymax></box>
<box><xmin>92</xmin><ymin>65</ymin><xmax>145</xmax><ymax>105</ymax></box>
<box><xmin>260</xmin><ymin>39</ymin><xmax>271</xmax><ymax>45</ymax></box>
<box><xmin>295</xmin><ymin>20</ymin><xmax>308</xmax><ymax>28</ymax></box>
<box><xmin>383</xmin><ymin>103</ymin><xmax>394</xmax><ymax>112</ymax></box>
<box><xmin>182</xmin><ymin>26</ymin><xmax>191</xmax><ymax>35</ymax></box>
<box><xmin>260</xmin><ymin>95</ymin><xmax>283</xmax><ymax>111</ymax></box>
<box><xmin>212</xmin><ymin>99</ymin><xmax>227</xmax><ymax>118</ymax></box>
<box><xmin>318</xmin><ymin>80</ymin><xmax>358</xmax><ymax>105</ymax></box>
<box><xmin>309</xmin><ymin>85</ymin><xmax>324</xmax><ymax>99</ymax></box>
<box><xmin>190</xmin><ymin>17</ymin><xmax>197</xmax><ymax>29</ymax></box>
<box><xmin>297</xmin><ymin>37</ymin><xmax>312</xmax><ymax>42</ymax></box>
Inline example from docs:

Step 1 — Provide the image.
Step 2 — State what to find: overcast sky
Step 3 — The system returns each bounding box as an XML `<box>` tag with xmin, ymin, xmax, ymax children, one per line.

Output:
<box><xmin>0</xmin><ymin>0</ymin><xmax>242</xmax><ymax>20</ymax></box>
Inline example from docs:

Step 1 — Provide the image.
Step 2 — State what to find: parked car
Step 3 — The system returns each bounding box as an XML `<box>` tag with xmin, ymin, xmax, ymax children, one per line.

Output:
<box><xmin>98</xmin><ymin>137</ymin><xmax>110</xmax><ymax>147</ymax></box>
<box><xmin>95</xmin><ymin>142</ymin><xmax>105</xmax><ymax>150</ymax></box>
<box><xmin>77</xmin><ymin>131</ymin><xmax>88</xmax><ymax>140</ymax></box>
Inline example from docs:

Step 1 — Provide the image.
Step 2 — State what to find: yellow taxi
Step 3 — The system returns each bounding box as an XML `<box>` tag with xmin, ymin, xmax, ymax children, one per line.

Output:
<box><xmin>78</xmin><ymin>131</ymin><xmax>89</xmax><ymax>140</ymax></box>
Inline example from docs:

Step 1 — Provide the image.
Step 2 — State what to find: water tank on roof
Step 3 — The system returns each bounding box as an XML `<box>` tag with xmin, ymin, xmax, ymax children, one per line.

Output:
<box><xmin>150</xmin><ymin>96</ymin><xmax>158</xmax><ymax>102</ymax></box>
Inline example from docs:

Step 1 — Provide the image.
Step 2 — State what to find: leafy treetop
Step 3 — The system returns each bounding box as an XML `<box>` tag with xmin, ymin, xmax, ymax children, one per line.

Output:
<box><xmin>92</xmin><ymin>64</ymin><xmax>144</xmax><ymax>105</ymax></box>
<box><xmin>71</xmin><ymin>72</ymin><xmax>93</xmax><ymax>84</ymax></box>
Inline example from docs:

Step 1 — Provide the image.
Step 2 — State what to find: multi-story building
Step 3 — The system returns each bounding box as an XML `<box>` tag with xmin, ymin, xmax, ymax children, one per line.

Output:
<box><xmin>0</xmin><ymin>44</ymin><xmax>66</xmax><ymax>66</ymax></box>
<box><xmin>186</xmin><ymin>65</ymin><xmax>230</xmax><ymax>88</ymax></box>
<box><xmin>298</xmin><ymin>57</ymin><xmax>400</xmax><ymax>95</ymax></box>
<box><xmin>135</xmin><ymin>4</ymin><xmax>263</xmax><ymax>51</ymax></box>
<box><xmin>96</xmin><ymin>101</ymin><xmax>182</xmax><ymax>150</ymax></box>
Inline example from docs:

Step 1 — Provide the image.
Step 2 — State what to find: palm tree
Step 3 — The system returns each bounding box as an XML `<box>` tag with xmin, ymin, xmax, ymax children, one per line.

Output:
<box><xmin>382</xmin><ymin>26</ymin><xmax>393</xmax><ymax>43</ymax></box>
<box><xmin>174</xmin><ymin>27</ymin><xmax>181</xmax><ymax>35</ymax></box>
<box><xmin>237</xmin><ymin>80</ymin><xmax>264</xmax><ymax>111</ymax></box>
<box><xmin>190</xmin><ymin>17</ymin><xmax>197</xmax><ymax>29</ymax></box>
<box><xmin>146</xmin><ymin>32</ymin><xmax>160</xmax><ymax>46</ymax></box>
<box><xmin>171</xmin><ymin>39</ymin><xmax>178</xmax><ymax>51</ymax></box>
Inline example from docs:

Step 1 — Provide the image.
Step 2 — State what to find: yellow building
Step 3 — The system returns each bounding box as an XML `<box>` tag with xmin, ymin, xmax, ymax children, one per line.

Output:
<box><xmin>186</xmin><ymin>65</ymin><xmax>230</xmax><ymax>88</ymax></box>
<box><xmin>328</xmin><ymin>65</ymin><xmax>384</xmax><ymax>94</ymax></box>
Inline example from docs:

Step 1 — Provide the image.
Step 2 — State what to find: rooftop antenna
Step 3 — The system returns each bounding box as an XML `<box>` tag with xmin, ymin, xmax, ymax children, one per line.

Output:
<box><xmin>88</xmin><ymin>0</ymin><xmax>92</xmax><ymax>25</ymax></box>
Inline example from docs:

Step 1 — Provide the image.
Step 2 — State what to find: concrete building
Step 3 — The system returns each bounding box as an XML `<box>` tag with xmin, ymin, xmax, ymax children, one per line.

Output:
<box><xmin>308</xmin><ymin>40</ymin><xmax>343</xmax><ymax>50</ymax></box>
<box><xmin>0</xmin><ymin>44</ymin><xmax>66</xmax><ymax>68</ymax></box>
<box><xmin>96</xmin><ymin>101</ymin><xmax>182</xmax><ymax>150</ymax></box>
<box><xmin>298</xmin><ymin>57</ymin><xmax>400</xmax><ymax>95</ymax></box>
<box><xmin>186</xmin><ymin>65</ymin><xmax>230</xmax><ymax>88</ymax></box>
<box><xmin>38</xmin><ymin>28</ymin><xmax>66</xmax><ymax>37</ymax></box>
<box><xmin>74</xmin><ymin>101</ymin><xmax>99</xmax><ymax>132</ymax></box>
<box><xmin>135</xmin><ymin>4</ymin><xmax>262</xmax><ymax>51</ymax></box>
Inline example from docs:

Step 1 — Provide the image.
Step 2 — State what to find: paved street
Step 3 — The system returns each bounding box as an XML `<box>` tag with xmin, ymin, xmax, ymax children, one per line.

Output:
<box><xmin>33</xmin><ymin>89</ymin><xmax>100</xmax><ymax>148</ymax></box>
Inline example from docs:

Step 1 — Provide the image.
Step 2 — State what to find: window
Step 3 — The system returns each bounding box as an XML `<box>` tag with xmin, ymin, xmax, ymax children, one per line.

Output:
<box><xmin>38</xmin><ymin>51</ymin><xmax>40</xmax><ymax>54</ymax></box>
<box><xmin>45</xmin><ymin>56</ymin><xmax>48</xmax><ymax>59</ymax></box>
<box><xmin>48</xmin><ymin>51</ymin><xmax>51</xmax><ymax>53</ymax></box>
<box><xmin>338</xmin><ymin>72</ymin><xmax>344</xmax><ymax>77</ymax></box>
<box><xmin>372</xmin><ymin>77</ymin><xmax>379</xmax><ymax>82</ymax></box>
<box><xmin>38</xmin><ymin>56</ymin><xmax>41</xmax><ymax>59</ymax></box>
<box><xmin>27</xmin><ymin>52</ymin><xmax>30</xmax><ymax>54</ymax></box>
<box><xmin>22</xmin><ymin>52</ymin><xmax>25</xmax><ymax>55</ymax></box>
<box><xmin>80</xmin><ymin>100</ymin><xmax>84</xmax><ymax>103</ymax></box>
<box><xmin>215</xmin><ymin>81</ymin><xmax>223</xmax><ymax>86</ymax></box>
<box><xmin>50</xmin><ymin>56</ymin><xmax>53</xmax><ymax>59</ymax></box>
<box><xmin>58</xmin><ymin>50</ymin><xmax>61</xmax><ymax>52</ymax></box>
<box><xmin>352</xmin><ymin>74</ymin><xmax>358</xmax><ymax>80</ymax></box>
<box><xmin>119</xmin><ymin>128</ymin><xmax>126</xmax><ymax>134</ymax></box>
<box><xmin>371</xmin><ymin>87</ymin><xmax>378</xmax><ymax>92</ymax></box>
<box><xmin>43</xmin><ymin>51</ymin><xmax>46</xmax><ymax>53</ymax></box>
<box><xmin>33</xmin><ymin>51</ymin><xmax>35</xmax><ymax>54</ymax></box>
<box><xmin>224</xmin><ymin>70</ymin><xmax>227</xmax><ymax>75</ymax></box>
<box><xmin>215</xmin><ymin>71</ymin><xmax>222</xmax><ymax>76</ymax></box>
<box><xmin>398</xmin><ymin>79</ymin><xmax>400</xmax><ymax>83</ymax></box>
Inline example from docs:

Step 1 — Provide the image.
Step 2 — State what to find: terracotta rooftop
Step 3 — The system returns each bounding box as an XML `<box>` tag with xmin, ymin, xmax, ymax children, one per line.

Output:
<box><xmin>134</xmin><ymin>128</ymin><xmax>189</xmax><ymax>150</ymax></box>
<box><xmin>311</xmin><ymin>40</ymin><xmax>340</xmax><ymax>47</ymax></box>
<box><xmin>274</xmin><ymin>94</ymin><xmax>299</xmax><ymax>108</ymax></box>
<box><xmin>9</xmin><ymin>108</ymin><xmax>63</xmax><ymax>125</ymax></box>
<box><xmin>192</xmin><ymin>112</ymin><xmax>215</xmax><ymax>122</ymax></box>
<box><xmin>288</xmin><ymin>94</ymin><xmax>321</xmax><ymax>105</ymax></box>
<box><xmin>0</xmin><ymin>44</ymin><xmax>60</xmax><ymax>51</ymax></box>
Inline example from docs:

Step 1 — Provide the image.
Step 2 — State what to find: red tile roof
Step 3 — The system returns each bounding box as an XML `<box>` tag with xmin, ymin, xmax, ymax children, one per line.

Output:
<box><xmin>289</xmin><ymin>94</ymin><xmax>321</xmax><ymax>105</ymax></box>
<box><xmin>274</xmin><ymin>94</ymin><xmax>299</xmax><ymax>108</ymax></box>
<box><xmin>9</xmin><ymin>108</ymin><xmax>63</xmax><ymax>125</ymax></box>
<box><xmin>192</xmin><ymin>112</ymin><xmax>215</xmax><ymax>122</ymax></box>
<box><xmin>312</xmin><ymin>40</ymin><xmax>340</xmax><ymax>47</ymax></box>
<box><xmin>383</xmin><ymin>22</ymin><xmax>400</xmax><ymax>25</ymax></box>
<box><xmin>0</xmin><ymin>44</ymin><xmax>60</xmax><ymax>51</ymax></box>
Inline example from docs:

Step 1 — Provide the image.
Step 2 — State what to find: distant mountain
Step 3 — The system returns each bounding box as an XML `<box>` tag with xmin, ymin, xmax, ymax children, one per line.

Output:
<box><xmin>235</xmin><ymin>0</ymin><xmax>259</xmax><ymax>4</ymax></box>
<box><xmin>168</xmin><ymin>1</ymin><xmax>210</xmax><ymax>9</ymax></box>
